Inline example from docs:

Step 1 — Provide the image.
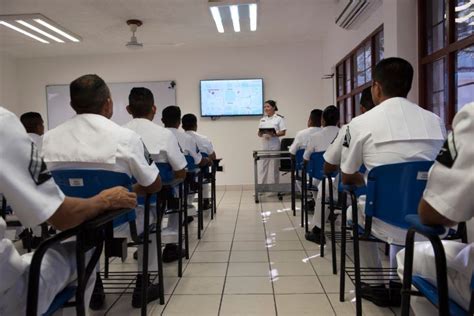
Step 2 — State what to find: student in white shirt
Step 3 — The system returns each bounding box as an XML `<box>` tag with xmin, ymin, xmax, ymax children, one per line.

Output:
<box><xmin>289</xmin><ymin>109</ymin><xmax>322</xmax><ymax>155</ymax></box>
<box><xmin>341</xmin><ymin>58</ymin><xmax>446</xmax><ymax>306</ymax></box>
<box><xmin>306</xmin><ymin>87</ymin><xmax>374</xmax><ymax>244</ymax></box>
<box><xmin>182</xmin><ymin>113</ymin><xmax>216</xmax><ymax>210</ymax></box>
<box><xmin>123</xmin><ymin>87</ymin><xmax>188</xmax><ymax>263</ymax></box>
<box><xmin>20</xmin><ymin>111</ymin><xmax>44</xmax><ymax>152</ymax></box>
<box><xmin>42</xmin><ymin>74</ymin><xmax>162</xmax><ymax>309</ymax></box>
<box><xmin>396</xmin><ymin>102</ymin><xmax>474</xmax><ymax>315</ymax></box>
<box><xmin>0</xmin><ymin>106</ymin><xmax>136</xmax><ymax>316</ymax></box>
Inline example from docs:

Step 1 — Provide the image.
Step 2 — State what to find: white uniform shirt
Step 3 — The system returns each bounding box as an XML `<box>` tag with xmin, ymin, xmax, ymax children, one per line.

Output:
<box><xmin>258</xmin><ymin>114</ymin><xmax>286</xmax><ymax>133</ymax></box>
<box><xmin>185</xmin><ymin>130</ymin><xmax>214</xmax><ymax>155</ymax></box>
<box><xmin>341</xmin><ymin>97</ymin><xmax>446</xmax><ymax>175</ymax></box>
<box><xmin>123</xmin><ymin>118</ymin><xmax>187</xmax><ymax>171</ymax></box>
<box><xmin>42</xmin><ymin>114</ymin><xmax>159</xmax><ymax>187</ymax></box>
<box><xmin>323</xmin><ymin>124</ymin><xmax>347</xmax><ymax>165</ymax></box>
<box><xmin>289</xmin><ymin>127</ymin><xmax>321</xmax><ymax>155</ymax></box>
<box><xmin>303</xmin><ymin>126</ymin><xmax>340</xmax><ymax>161</ymax></box>
<box><xmin>168</xmin><ymin>127</ymin><xmax>202</xmax><ymax>165</ymax></box>
<box><xmin>28</xmin><ymin>133</ymin><xmax>43</xmax><ymax>153</ymax></box>
<box><xmin>0</xmin><ymin>107</ymin><xmax>65</xmax><ymax>296</ymax></box>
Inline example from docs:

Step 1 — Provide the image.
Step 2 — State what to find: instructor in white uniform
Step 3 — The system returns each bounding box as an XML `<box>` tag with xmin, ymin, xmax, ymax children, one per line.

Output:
<box><xmin>0</xmin><ymin>106</ymin><xmax>136</xmax><ymax>315</ymax></box>
<box><xmin>258</xmin><ymin>100</ymin><xmax>287</xmax><ymax>184</ymax></box>
<box><xmin>396</xmin><ymin>102</ymin><xmax>474</xmax><ymax>315</ymax></box>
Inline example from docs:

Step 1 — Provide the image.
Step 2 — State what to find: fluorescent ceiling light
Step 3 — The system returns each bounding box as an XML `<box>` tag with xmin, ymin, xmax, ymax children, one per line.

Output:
<box><xmin>455</xmin><ymin>0</ymin><xmax>474</xmax><ymax>12</ymax></box>
<box><xmin>34</xmin><ymin>18</ymin><xmax>80</xmax><ymax>42</ymax></box>
<box><xmin>0</xmin><ymin>21</ymin><xmax>49</xmax><ymax>43</ymax></box>
<box><xmin>455</xmin><ymin>11</ymin><xmax>474</xmax><ymax>23</ymax></box>
<box><xmin>210</xmin><ymin>6</ymin><xmax>225</xmax><ymax>33</ymax></box>
<box><xmin>249</xmin><ymin>3</ymin><xmax>257</xmax><ymax>31</ymax></box>
<box><xmin>16</xmin><ymin>20</ymin><xmax>65</xmax><ymax>43</ymax></box>
<box><xmin>230</xmin><ymin>5</ymin><xmax>241</xmax><ymax>32</ymax></box>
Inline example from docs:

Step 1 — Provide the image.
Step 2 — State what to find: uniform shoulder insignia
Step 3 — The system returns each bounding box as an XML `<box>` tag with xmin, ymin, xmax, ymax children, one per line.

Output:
<box><xmin>342</xmin><ymin>126</ymin><xmax>351</xmax><ymax>148</ymax></box>
<box><xmin>277</xmin><ymin>114</ymin><xmax>284</xmax><ymax>118</ymax></box>
<box><xmin>436</xmin><ymin>132</ymin><xmax>457</xmax><ymax>168</ymax></box>
<box><xmin>330</xmin><ymin>131</ymin><xmax>340</xmax><ymax>145</ymax></box>
<box><xmin>142</xmin><ymin>142</ymin><xmax>154</xmax><ymax>165</ymax></box>
<box><xmin>28</xmin><ymin>142</ymin><xmax>52</xmax><ymax>185</ymax></box>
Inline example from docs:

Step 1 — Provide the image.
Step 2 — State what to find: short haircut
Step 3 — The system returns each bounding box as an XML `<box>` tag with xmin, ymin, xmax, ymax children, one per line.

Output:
<box><xmin>309</xmin><ymin>109</ymin><xmax>323</xmax><ymax>126</ymax></box>
<box><xmin>20</xmin><ymin>112</ymin><xmax>43</xmax><ymax>133</ymax></box>
<box><xmin>182</xmin><ymin>113</ymin><xmax>197</xmax><ymax>130</ymax></box>
<box><xmin>162</xmin><ymin>105</ymin><xmax>181</xmax><ymax>126</ymax></box>
<box><xmin>128</xmin><ymin>87</ymin><xmax>154</xmax><ymax>117</ymax></box>
<box><xmin>373</xmin><ymin>57</ymin><xmax>414</xmax><ymax>98</ymax></box>
<box><xmin>360</xmin><ymin>86</ymin><xmax>375</xmax><ymax>110</ymax></box>
<box><xmin>264</xmin><ymin>100</ymin><xmax>278</xmax><ymax>111</ymax></box>
<box><xmin>70</xmin><ymin>74</ymin><xmax>110</xmax><ymax>114</ymax></box>
<box><xmin>322</xmin><ymin>105</ymin><xmax>339</xmax><ymax>126</ymax></box>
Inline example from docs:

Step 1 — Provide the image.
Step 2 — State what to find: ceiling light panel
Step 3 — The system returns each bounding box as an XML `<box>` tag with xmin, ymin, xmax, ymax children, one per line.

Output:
<box><xmin>0</xmin><ymin>14</ymin><xmax>81</xmax><ymax>44</ymax></box>
<box><xmin>209</xmin><ymin>1</ymin><xmax>257</xmax><ymax>33</ymax></box>
<box><xmin>230</xmin><ymin>5</ymin><xmax>241</xmax><ymax>32</ymax></box>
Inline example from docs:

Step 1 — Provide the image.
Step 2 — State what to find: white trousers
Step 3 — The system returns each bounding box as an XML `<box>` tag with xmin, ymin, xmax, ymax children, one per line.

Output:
<box><xmin>258</xmin><ymin>138</ymin><xmax>281</xmax><ymax>185</ymax></box>
<box><xmin>396</xmin><ymin>241</ymin><xmax>472</xmax><ymax>314</ymax></box>
<box><xmin>311</xmin><ymin>178</ymin><xmax>338</xmax><ymax>229</ymax></box>
<box><xmin>0</xmin><ymin>242</ymin><xmax>95</xmax><ymax>316</ymax></box>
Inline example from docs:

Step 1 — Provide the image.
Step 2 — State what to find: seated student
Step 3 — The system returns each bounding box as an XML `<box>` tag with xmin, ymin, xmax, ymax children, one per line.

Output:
<box><xmin>42</xmin><ymin>74</ymin><xmax>162</xmax><ymax>309</ymax></box>
<box><xmin>123</xmin><ymin>87</ymin><xmax>187</xmax><ymax>263</ymax></box>
<box><xmin>340</xmin><ymin>57</ymin><xmax>446</xmax><ymax>306</ymax></box>
<box><xmin>288</xmin><ymin>109</ymin><xmax>322</xmax><ymax>155</ymax></box>
<box><xmin>305</xmin><ymin>87</ymin><xmax>374</xmax><ymax>244</ymax></box>
<box><xmin>0</xmin><ymin>106</ymin><xmax>136</xmax><ymax>315</ymax></box>
<box><xmin>182</xmin><ymin>113</ymin><xmax>216</xmax><ymax>210</ymax></box>
<box><xmin>20</xmin><ymin>111</ymin><xmax>45</xmax><ymax>152</ymax></box>
<box><xmin>396</xmin><ymin>102</ymin><xmax>474</xmax><ymax>315</ymax></box>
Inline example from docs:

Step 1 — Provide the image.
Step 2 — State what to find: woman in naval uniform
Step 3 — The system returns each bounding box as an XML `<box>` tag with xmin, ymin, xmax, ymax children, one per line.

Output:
<box><xmin>257</xmin><ymin>100</ymin><xmax>287</xmax><ymax>184</ymax></box>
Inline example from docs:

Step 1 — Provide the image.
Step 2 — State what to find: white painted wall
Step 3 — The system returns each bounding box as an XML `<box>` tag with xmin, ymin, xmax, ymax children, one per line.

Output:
<box><xmin>0</xmin><ymin>53</ymin><xmax>17</xmax><ymax>111</ymax></box>
<box><xmin>13</xmin><ymin>42</ymin><xmax>325</xmax><ymax>186</ymax></box>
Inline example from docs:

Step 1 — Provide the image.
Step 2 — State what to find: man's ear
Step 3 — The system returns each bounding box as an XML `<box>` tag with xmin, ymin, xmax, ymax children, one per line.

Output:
<box><xmin>126</xmin><ymin>105</ymin><xmax>132</xmax><ymax>115</ymax></box>
<box><xmin>152</xmin><ymin>105</ymin><xmax>157</xmax><ymax>115</ymax></box>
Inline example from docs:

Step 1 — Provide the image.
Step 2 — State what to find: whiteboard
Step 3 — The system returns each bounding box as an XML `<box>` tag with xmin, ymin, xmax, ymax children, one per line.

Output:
<box><xmin>46</xmin><ymin>80</ymin><xmax>176</xmax><ymax>129</ymax></box>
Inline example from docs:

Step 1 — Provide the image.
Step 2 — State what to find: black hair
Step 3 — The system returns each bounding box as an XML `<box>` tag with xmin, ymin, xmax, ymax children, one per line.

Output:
<box><xmin>360</xmin><ymin>86</ymin><xmax>375</xmax><ymax>110</ymax></box>
<box><xmin>322</xmin><ymin>105</ymin><xmax>339</xmax><ymax>126</ymax></box>
<box><xmin>264</xmin><ymin>100</ymin><xmax>278</xmax><ymax>111</ymax></box>
<box><xmin>20</xmin><ymin>112</ymin><xmax>43</xmax><ymax>133</ymax></box>
<box><xmin>162</xmin><ymin>105</ymin><xmax>181</xmax><ymax>127</ymax></box>
<box><xmin>182</xmin><ymin>113</ymin><xmax>197</xmax><ymax>131</ymax></box>
<box><xmin>309</xmin><ymin>109</ymin><xmax>323</xmax><ymax>127</ymax></box>
<box><xmin>128</xmin><ymin>87</ymin><xmax>154</xmax><ymax>118</ymax></box>
<box><xmin>373</xmin><ymin>57</ymin><xmax>414</xmax><ymax>98</ymax></box>
<box><xmin>70</xmin><ymin>74</ymin><xmax>110</xmax><ymax>114</ymax></box>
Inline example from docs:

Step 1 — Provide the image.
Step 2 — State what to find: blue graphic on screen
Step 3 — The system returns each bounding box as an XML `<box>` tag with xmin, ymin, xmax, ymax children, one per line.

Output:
<box><xmin>200</xmin><ymin>79</ymin><xmax>263</xmax><ymax>116</ymax></box>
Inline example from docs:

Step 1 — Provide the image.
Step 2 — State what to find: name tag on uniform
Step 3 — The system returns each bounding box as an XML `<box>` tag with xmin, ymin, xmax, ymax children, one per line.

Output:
<box><xmin>69</xmin><ymin>178</ymin><xmax>84</xmax><ymax>187</ymax></box>
<box><xmin>416</xmin><ymin>171</ymin><xmax>428</xmax><ymax>181</ymax></box>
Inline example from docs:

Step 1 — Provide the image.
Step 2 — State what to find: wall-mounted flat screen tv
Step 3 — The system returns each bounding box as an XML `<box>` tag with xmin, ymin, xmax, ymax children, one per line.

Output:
<box><xmin>200</xmin><ymin>78</ymin><xmax>263</xmax><ymax>117</ymax></box>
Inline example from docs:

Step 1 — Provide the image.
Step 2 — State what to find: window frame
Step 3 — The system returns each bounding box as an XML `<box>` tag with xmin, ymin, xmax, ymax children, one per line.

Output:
<box><xmin>418</xmin><ymin>0</ymin><xmax>474</xmax><ymax>127</ymax></box>
<box><xmin>335</xmin><ymin>25</ymin><xmax>383</xmax><ymax>124</ymax></box>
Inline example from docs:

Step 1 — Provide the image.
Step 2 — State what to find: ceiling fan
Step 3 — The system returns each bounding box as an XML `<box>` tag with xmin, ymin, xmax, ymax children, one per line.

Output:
<box><xmin>125</xmin><ymin>19</ymin><xmax>143</xmax><ymax>49</ymax></box>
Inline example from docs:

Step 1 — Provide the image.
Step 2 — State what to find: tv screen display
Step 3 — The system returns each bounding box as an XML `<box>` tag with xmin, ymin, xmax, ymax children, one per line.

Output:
<box><xmin>200</xmin><ymin>78</ymin><xmax>263</xmax><ymax>117</ymax></box>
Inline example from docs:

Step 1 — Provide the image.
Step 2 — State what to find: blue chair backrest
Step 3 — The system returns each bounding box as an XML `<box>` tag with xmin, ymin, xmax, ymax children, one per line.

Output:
<box><xmin>156</xmin><ymin>163</ymin><xmax>174</xmax><ymax>183</ymax></box>
<box><xmin>365</xmin><ymin>161</ymin><xmax>433</xmax><ymax>229</ymax></box>
<box><xmin>295</xmin><ymin>149</ymin><xmax>305</xmax><ymax>172</ymax></box>
<box><xmin>309</xmin><ymin>151</ymin><xmax>325</xmax><ymax>181</ymax></box>
<box><xmin>185</xmin><ymin>155</ymin><xmax>197</xmax><ymax>170</ymax></box>
<box><xmin>51</xmin><ymin>169</ymin><xmax>136</xmax><ymax>227</ymax></box>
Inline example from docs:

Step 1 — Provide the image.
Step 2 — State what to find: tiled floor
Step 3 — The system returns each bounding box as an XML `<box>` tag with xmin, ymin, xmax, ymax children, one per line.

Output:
<box><xmin>92</xmin><ymin>188</ymin><xmax>400</xmax><ymax>315</ymax></box>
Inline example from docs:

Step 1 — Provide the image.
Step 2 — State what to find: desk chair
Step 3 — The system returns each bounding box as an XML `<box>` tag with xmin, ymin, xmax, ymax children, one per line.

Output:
<box><xmin>51</xmin><ymin>169</ymin><xmax>153</xmax><ymax>315</ymax></box>
<box><xmin>401</xmin><ymin>214</ymin><xmax>472</xmax><ymax>316</ymax></box>
<box><xmin>301</xmin><ymin>152</ymin><xmax>325</xmax><ymax>230</ymax></box>
<box><xmin>277</xmin><ymin>138</ymin><xmax>294</xmax><ymax>200</ymax></box>
<box><xmin>201</xmin><ymin>152</ymin><xmax>216</xmax><ymax>220</ymax></box>
<box><xmin>184</xmin><ymin>155</ymin><xmax>204</xmax><ymax>239</ymax></box>
<box><xmin>290</xmin><ymin>149</ymin><xmax>305</xmax><ymax>216</ymax></box>
<box><xmin>340</xmin><ymin>161</ymin><xmax>433</xmax><ymax>316</ymax></box>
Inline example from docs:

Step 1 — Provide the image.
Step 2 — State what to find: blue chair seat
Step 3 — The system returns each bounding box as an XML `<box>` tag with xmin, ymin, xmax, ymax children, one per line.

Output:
<box><xmin>412</xmin><ymin>276</ymin><xmax>468</xmax><ymax>316</ymax></box>
<box><xmin>42</xmin><ymin>286</ymin><xmax>76</xmax><ymax>316</ymax></box>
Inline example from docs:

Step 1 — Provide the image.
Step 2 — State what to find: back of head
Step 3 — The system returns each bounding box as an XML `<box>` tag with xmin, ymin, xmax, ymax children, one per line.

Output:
<box><xmin>309</xmin><ymin>109</ymin><xmax>323</xmax><ymax>127</ymax></box>
<box><xmin>162</xmin><ymin>105</ymin><xmax>181</xmax><ymax>127</ymax></box>
<box><xmin>373</xmin><ymin>57</ymin><xmax>413</xmax><ymax>98</ymax></box>
<box><xmin>20</xmin><ymin>112</ymin><xmax>43</xmax><ymax>134</ymax></box>
<box><xmin>360</xmin><ymin>86</ymin><xmax>375</xmax><ymax>111</ymax></box>
<box><xmin>322</xmin><ymin>105</ymin><xmax>339</xmax><ymax>126</ymax></box>
<box><xmin>128</xmin><ymin>87</ymin><xmax>154</xmax><ymax>118</ymax></box>
<box><xmin>70</xmin><ymin>74</ymin><xmax>110</xmax><ymax>114</ymax></box>
<box><xmin>182</xmin><ymin>113</ymin><xmax>197</xmax><ymax>131</ymax></box>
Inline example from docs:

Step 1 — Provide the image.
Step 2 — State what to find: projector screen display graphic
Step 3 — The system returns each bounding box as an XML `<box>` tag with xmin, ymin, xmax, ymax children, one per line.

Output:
<box><xmin>200</xmin><ymin>79</ymin><xmax>263</xmax><ymax>117</ymax></box>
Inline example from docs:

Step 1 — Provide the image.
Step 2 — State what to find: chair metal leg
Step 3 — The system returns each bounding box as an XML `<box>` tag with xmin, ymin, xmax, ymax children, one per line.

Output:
<box><xmin>291</xmin><ymin>157</ymin><xmax>296</xmax><ymax>216</ymax></box>
<box><xmin>301</xmin><ymin>167</ymin><xmax>306</xmax><ymax>228</ymax></box>
<box><xmin>401</xmin><ymin>229</ymin><xmax>416</xmax><ymax>316</ymax></box>
<box><xmin>339</xmin><ymin>193</ymin><xmax>347</xmax><ymax>302</ymax></box>
<box><xmin>141</xmin><ymin>195</ymin><xmax>151</xmax><ymax>316</ymax></box>
<box><xmin>178</xmin><ymin>189</ymin><xmax>183</xmax><ymax>277</ymax></box>
<box><xmin>182</xmin><ymin>183</ymin><xmax>189</xmax><ymax>259</ymax></box>
<box><xmin>320</xmin><ymin>178</ymin><xmax>326</xmax><ymax>256</ymax></box>
<box><xmin>350</xmin><ymin>193</ymin><xmax>362</xmax><ymax>316</ymax></box>
<box><xmin>75</xmin><ymin>231</ymin><xmax>86</xmax><ymax>316</ymax></box>
<box><xmin>156</xmin><ymin>199</ymin><xmax>165</xmax><ymax>305</ymax></box>
<box><xmin>328</xmin><ymin>177</ymin><xmax>337</xmax><ymax>274</ymax></box>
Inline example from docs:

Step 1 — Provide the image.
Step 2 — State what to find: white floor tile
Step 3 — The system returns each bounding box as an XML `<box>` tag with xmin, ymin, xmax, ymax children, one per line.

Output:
<box><xmin>224</xmin><ymin>276</ymin><xmax>273</xmax><ymax>294</ymax></box>
<box><xmin>190</xmin><ymin>250</ymin><xmax>229</xmax><ymax>263</ymax></box>
<box><xmin>275</xmin><ymin>294</ymin><xmax>335</xmax><ymax>315</ymax></box>
<box><xmin>227</xmin><ymin>262</ymin><xmax>270</xmax><ymax>277</ymax></box>
<box><xmin>229</xmin><ymin>250</ymin><xmax>269</xmax><ymax>262</ymax></box>
<box><xmin>183</xmin><ymin>263</ymin><xmax>227</xmax><ymax>277</ymax></box>
<box><xmin>272</xmin><ymin>276</ymin><xmax>324</xmax><ymax>294</ymax></box>
<box><xmin>220</xmin><ymin>294</ymin><xmax>276</xmax><ymax>316</ymax></box>
<box><xmin>173</xmin><ymin>276</ymin><xmax>225</xmax><ymax>294</ymax></box>
<box><xmin>163</xmin><ymin>294</ymin><xmax>221</xmax><ymax>315</ymax></box>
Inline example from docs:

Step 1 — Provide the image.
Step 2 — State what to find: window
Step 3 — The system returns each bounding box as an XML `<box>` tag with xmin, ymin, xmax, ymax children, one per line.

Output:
<box><xmin>419</xmin><ymin>0</ymin><xmax>474</xmax><ymax>126</ymax></box>
<box><xmin>336</xmin><ymin>26</ymin><xmax>383</xmax><ymax>124</ymax></box>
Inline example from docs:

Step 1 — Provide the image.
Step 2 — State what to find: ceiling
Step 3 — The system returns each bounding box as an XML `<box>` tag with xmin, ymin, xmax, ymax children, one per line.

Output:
<box><xmin>0</xmin><ymin>0</ymin><xmax>336</xmax><ymax>58</ymax></box>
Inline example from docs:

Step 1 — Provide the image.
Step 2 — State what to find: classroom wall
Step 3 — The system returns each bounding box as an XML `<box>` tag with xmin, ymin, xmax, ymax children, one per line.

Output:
<box><xmin>0</xmin><ymin>52</ymin><xmax>18</xmax><ymax>111</ymax></box>
<box><xmin>13</xmin><ymin>42</ymin><xmax>325</xmax><ymax>186</ymax></box>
